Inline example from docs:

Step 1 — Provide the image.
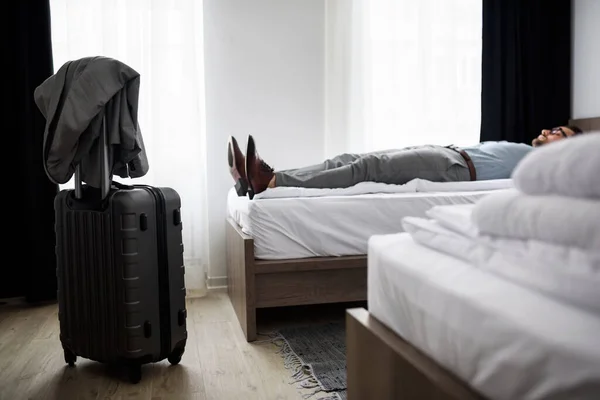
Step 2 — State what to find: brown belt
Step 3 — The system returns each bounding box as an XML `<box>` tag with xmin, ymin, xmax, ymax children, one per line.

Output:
<box><xmin>447</xmin><ymin>145</ymin><xmax>476</xmax><ymax>181</ymax></box>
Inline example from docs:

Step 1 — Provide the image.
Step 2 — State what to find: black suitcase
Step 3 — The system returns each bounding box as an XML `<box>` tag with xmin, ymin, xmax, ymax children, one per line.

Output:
<box><xmin>53</xmin><ymin>121</ymin><xmax>187</xmax><ymax>383</ymax></box>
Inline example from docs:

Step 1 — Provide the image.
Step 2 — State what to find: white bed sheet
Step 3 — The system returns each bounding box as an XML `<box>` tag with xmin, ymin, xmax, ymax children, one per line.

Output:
<box><xmin>227</xmin><ymin>185</ymin><xmax>506</xmax><ymax>260</ymax></box>
<box><xmin>368</xmin><ymin>233</ymin><xmax>600</xmax><ymax>400</ymax></box>
<box><xmin>254</xmin><ymin>178</ymin><xmax>514</xmax><ymax>199</ymax></box>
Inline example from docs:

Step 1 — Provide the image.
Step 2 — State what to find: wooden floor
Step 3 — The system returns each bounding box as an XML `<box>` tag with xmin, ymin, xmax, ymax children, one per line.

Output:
<box><xmin>0</xmin><ymin>292</ymin><xmax>359</xmax><ymax>400</ymax></box>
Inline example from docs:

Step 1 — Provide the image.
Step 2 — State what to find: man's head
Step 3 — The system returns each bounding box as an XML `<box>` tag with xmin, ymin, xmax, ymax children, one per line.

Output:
<box><xmin>532</xmin><ymin>125</ymin><xmax>583</xmax><ymax>147</ymax></box>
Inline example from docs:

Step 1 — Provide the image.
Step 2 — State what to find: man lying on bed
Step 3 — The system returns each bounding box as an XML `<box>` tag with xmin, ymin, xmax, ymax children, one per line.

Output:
<box><xmin>227</xmin><ymin>125</ymin><xmax>583</xmax><ymax>199</ymax></box>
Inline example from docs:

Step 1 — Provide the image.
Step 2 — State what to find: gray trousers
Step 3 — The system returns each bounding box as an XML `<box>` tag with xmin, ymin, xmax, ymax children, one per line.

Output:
<box><xmin>275</xmin><ymin>145</ymin><xmax>471</xmax><ymax>189</ymax></box>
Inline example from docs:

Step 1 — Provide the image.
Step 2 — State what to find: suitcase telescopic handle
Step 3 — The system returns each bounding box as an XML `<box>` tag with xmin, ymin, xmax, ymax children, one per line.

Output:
<box><xmin>74</xmin><ymin>114</ymin><xmax>111</xmax><ymax>200</ymax></box>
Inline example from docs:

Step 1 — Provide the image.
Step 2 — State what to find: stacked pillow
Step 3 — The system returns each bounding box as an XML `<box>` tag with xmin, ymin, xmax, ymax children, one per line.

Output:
<box><xmin>512</xmin><ymin>132</ymin><xmax>600</xmax><ymax>199</ymax></box>
<box><xmin>472</xmin><ymin>132</ymin><xmax>600</xmax><ymax>252</ymax></box>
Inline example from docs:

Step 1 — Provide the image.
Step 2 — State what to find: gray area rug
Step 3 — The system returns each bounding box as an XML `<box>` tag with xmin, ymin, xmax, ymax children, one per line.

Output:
<box><xmin>274</xmin><ymin>322</ymin><xmax>347</xmax><ymax>400</ymax></box>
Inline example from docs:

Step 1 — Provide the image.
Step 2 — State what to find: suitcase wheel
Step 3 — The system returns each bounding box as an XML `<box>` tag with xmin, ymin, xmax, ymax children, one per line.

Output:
<box><xmin>63</xmin><ymin>348</ymin><xmax>77</xmax><ymax>367</ymax></box>
<box><xmin>168</xmin><ymin>347</ymin><xmax>184</xmax><ymax>365</ymax></box>
<box><xmin>128</xmin><ymin>364</ymin><xmax>142</xmax><ymax>384</ymax></box>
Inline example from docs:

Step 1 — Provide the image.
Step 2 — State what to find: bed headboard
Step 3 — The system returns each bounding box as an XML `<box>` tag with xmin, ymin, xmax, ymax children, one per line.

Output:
<box><xmin>569</xmin><ymin>116</ymin><xmax>600</xmax><ymax>134</ymax></box>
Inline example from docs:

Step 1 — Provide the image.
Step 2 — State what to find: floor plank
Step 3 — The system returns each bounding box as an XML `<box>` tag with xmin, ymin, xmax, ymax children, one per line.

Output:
<box><xmin>0</xmin><ymin>293</ymin><xmax>341</xmax><ymax>400</ymax></box>
<box><xmin>151</xmin><ymin>323</ymin><xmax>207</xmax><ymax>400</ymax></box>
<box><xmin>230</xmin><ymin>324</ymin><xmax>309</xmax><ymax>400</ymax></box>
<box><xmin>194</xmin><ymin>320</ymin><xmax>266</xmax><ymax>400</ymax></box>
<box><xmin>187</xmin><ymin>292</ymin><xmax>236</xmax><ymax>323</ymax></box>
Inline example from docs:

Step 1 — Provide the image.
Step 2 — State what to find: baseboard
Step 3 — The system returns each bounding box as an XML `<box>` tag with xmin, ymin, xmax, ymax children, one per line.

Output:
<box><xmin>207</xmin><ymin>276</ymin><xmax>227</xmax><ymax>290</ymax></box>
<box><xmin>0</xmin><ymin>296</ymin><xmax>26</xmax><ymax>306</ymax></box>
<box><xmin>186</xmin><ymin>288</ymin><xmax>208</xmax><ymax>298</ymax></box>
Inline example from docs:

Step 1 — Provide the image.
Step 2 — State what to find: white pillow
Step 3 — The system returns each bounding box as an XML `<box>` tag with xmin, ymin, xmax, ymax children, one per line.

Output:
<box><xmin>512</xmin><ymin>132</ymin><xmax>600</xmax><ymax>199</ymax></box>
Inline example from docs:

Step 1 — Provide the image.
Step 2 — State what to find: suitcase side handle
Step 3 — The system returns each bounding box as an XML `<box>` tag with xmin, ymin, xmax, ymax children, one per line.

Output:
<box><xmin>74</xmin><ymin>114</ymin><xmax>111</xmax><ymax>200</ymax></box>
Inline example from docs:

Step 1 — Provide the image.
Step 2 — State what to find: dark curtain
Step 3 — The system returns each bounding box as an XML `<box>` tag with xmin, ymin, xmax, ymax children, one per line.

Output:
<box><xmin>5</xmin><ymin>0</ymin><xmax>58</xmax><ymax>302</ymax></box>
<box><xmin>480</xmin><ymin>0</ymin><xmax>572</xmax><ymax>144</ymax></box>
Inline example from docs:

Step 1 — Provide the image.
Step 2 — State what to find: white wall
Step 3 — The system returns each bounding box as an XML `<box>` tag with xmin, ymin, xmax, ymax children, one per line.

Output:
<box><xmin>203</xmin><ymin>0</ymin><xmax>325</xmax><ymax>285</ymax></box>
<box><xmin>572</xmin><ymin>0</ymin><xmax>600</xmax><ymax>119</ymax></box>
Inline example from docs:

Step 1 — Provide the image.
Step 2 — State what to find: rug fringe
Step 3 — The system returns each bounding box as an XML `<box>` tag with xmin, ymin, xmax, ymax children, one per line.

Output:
<box><xmin>251</xmin><ymin>331</ymin><xmax>284</xmax><ymax>345</ymax></box>
<box><xmin>257</xmin><ymin>331</ymin><xmax>282</xmax><ymax>339</ymax></box>
<box><xmin>319</xmin><ymin>395</ymin><xmax>343</xmax><ymax>400</ymax></box>
<box><xmin>298</xmin><ymin>377</ymin><xmax>319</xmax><ymax>389</ymax></box>
<box><xmin>273</xmin><ymin>332</ymin><xmax>346</xmax><ymax>400</ymax></box>
<box><xmin>256</xmin><ymin>330</ymin><xmax>346</xmax><ymax>399</ymax></box>
<box><xmin>301</xmin><ymin>388</ymin><xmax>322</xmax><ymax>399</ymax></box>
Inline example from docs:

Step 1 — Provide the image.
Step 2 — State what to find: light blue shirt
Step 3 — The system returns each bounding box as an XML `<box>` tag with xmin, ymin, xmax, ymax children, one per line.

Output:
<box><xmin>462</xmin><ymin>141</ymin><xmax>533</xmax><ymax>181</ymax></box>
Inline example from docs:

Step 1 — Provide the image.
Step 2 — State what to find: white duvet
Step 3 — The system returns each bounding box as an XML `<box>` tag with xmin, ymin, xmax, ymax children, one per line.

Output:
<box><xmin>403</xmin><ymin>205</ymin><xmax>600</xmax><ymax>315</ymax></box>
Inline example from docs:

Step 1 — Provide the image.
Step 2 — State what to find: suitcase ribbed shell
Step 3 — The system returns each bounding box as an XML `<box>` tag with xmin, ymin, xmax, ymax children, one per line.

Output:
<box><xmin>54</xmin><ymin>185</ymin><xmax>187</xmax><ymax>377</ymax></box>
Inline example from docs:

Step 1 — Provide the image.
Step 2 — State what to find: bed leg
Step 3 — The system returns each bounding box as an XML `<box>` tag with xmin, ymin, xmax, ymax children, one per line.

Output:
<box><xmin>347</xmin><ymin>308</ymin><xmax>398</xmax><ymax>399</ymax></box>
<box><xmin>226</xmin><ymin>218</ymin><xmax>257</xmax><ymax>342</ymax></box>
<box><xmin>245</xmin><ymin>306</ymin><xmax>257</xmax><ymax>342</ymax></box>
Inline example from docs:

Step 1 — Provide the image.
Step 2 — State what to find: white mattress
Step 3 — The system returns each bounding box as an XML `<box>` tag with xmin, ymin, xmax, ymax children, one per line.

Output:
<box><xmin>227</xmin><ymin>184</ymin><xmax>507</xmax><ymax>260</ymax></box>
<box><xmin>368</xmin><ymin>233</ymin><xmax>600</xmax><ymax>400</ymax></box>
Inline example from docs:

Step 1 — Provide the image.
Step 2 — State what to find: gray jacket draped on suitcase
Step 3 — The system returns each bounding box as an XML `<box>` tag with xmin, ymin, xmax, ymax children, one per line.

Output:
<box><xmin>34</xmin><ymin>56</ymin><xmax>149</xmax><ymax>188</ymax></box>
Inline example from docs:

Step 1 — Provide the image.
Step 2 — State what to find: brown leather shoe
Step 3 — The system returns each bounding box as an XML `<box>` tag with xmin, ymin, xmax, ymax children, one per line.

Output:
<box><xmin>246</xmin><ymin>135</ymin><xmax>274</xmax><ymax>200</ymax></box>
<box><xmin>227</xmin><ymin>136</ymin><xmax>249</xmax><ymax>196</ymax></box>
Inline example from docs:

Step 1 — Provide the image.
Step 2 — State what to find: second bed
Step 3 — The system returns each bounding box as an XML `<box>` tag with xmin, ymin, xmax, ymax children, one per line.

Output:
<box><xmin>348</xmin><ymin>232</ymin><xmax>600</xmax><ymax>399</ymax></box>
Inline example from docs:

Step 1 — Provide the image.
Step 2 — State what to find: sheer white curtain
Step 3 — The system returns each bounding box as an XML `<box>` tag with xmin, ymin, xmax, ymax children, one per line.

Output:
<box><xmin>325</xmin><ymin>0</ymin><xmax>482</xmax><ymax>157</ymax></box>
<box><xmin>50</xmin><ymin>0</ymin><xmax>209</xmax><ymax>292</ymax></box>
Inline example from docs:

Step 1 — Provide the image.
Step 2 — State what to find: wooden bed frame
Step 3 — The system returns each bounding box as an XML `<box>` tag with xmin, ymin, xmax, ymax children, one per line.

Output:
<box><xmin>226</xmin><ymin>217</ymin><xmax>367</xmax><ymax>341</ymax></box>
<box><xmin>346</xmin><ymin>308</ymin><xmax>485</xmax><ymax>400</ymax></box>
<box><xmin>569</xmin><ymin>116</ymin><xmax>600</xmax><ymax>133</ymax></box>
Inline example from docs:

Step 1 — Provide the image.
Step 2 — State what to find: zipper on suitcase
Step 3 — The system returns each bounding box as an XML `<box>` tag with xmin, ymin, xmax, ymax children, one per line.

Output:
<box><xmin>142</xmin><ymin>186</ymin><xmax>172</xmax><ymax>359</ymax></box>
